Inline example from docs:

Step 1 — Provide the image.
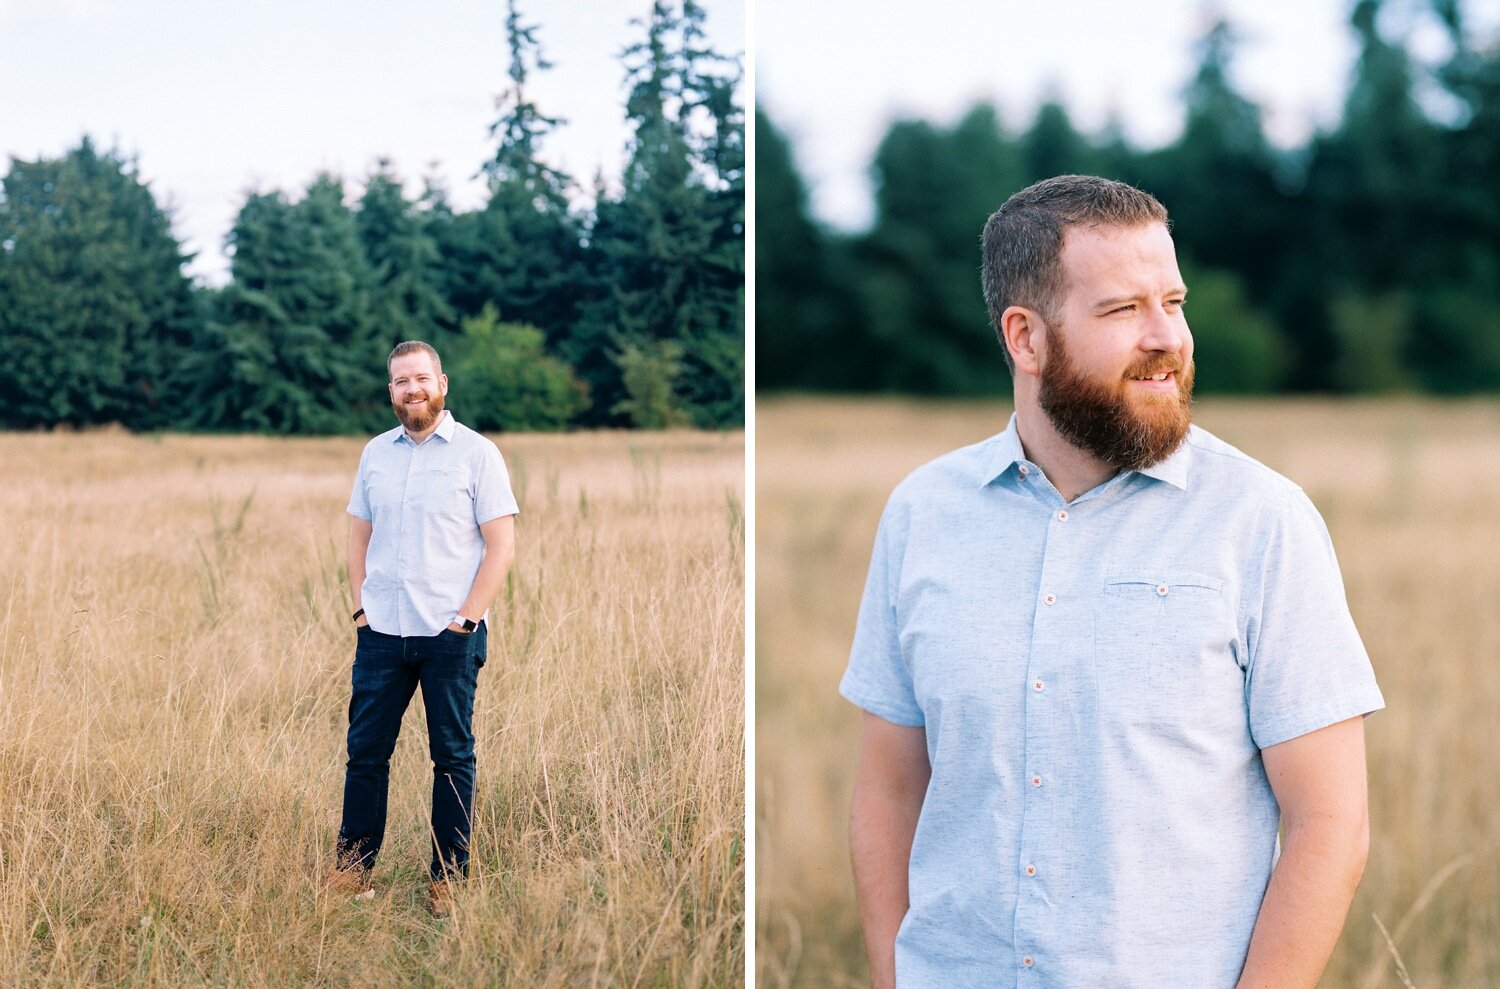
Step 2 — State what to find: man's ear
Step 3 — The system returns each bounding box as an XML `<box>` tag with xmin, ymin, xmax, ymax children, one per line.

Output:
<box><xmin>1002</xmin><ymin>306</ymin><xmax>1044</xmax><ymax>378</ymax></box>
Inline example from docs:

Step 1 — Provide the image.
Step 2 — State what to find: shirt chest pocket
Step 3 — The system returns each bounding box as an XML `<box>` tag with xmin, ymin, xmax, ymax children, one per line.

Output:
<box><xmin>1092</xmin><ymin>572</ymin><xmax>1241</xmax><ymax>725</ymax></box>
<box><xmin>415</xmin><ymin>466</ymin><xmax>473</xmax><ymax>518</ymax></box>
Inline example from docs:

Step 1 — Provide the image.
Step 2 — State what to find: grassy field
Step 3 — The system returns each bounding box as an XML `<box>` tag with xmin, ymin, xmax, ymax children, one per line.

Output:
<box><xmin>0</xmin><ymin>428</ymin><xmax>744</xmax><ymax>988</ymax></box>
<box><xmin>755</xmin><ymin>396</ymin><xmax>1500</xmax><ymax>988</ymax></box>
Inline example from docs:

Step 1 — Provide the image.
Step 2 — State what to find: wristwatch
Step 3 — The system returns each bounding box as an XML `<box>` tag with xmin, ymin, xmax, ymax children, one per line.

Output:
<box><xmin>454</xmin><ymin>615</ymin><xmax>478</xmax><ymax>634</ymax></box>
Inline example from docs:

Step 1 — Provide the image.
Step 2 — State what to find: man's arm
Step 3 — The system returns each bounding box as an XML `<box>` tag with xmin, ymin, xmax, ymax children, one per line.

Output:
<box><xmin>349</xmin><ymin>516</ymin><xmax>372</xmax><ymax>627</ymax></box>
<box><xmin>448</xmin><ymin>514</ymin><xmax>517</xmax><ymax>631</ymax></box>
<box><xmin>1236</xmin><ymin>716</ymin><xmax>1371</xmax><ymax>989</ymax></box>
<box><xmin>850</xmin><ymin>712</ymin><xmax>930</xmax><ymax>989</ymax></box>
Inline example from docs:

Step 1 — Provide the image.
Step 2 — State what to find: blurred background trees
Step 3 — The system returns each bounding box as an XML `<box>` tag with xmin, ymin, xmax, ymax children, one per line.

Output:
<box><xmin>0</xmin><ymin>0</ymin><xmax>743</xmax><ymax>432</ymax></box>
<box><xmin>756</xmin><ymin>0</ymin><xmax>1500</xmax><ymax>397</ymax></box>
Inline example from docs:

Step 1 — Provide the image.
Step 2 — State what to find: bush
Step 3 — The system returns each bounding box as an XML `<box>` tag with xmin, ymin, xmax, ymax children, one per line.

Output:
<box><xmin>611</xmin><ymin>339</ymin><xmax>690</xmax><ymax>429</ymax></box>
<box><xmin>447</xmin><ymin>305</ymin><xmax>588</xmax><ymax>431</ymax></box>
<box><xmin>1178</xmin><ymin>261</ymin><xmax>1289</xmax><ymax>394</ymax></box>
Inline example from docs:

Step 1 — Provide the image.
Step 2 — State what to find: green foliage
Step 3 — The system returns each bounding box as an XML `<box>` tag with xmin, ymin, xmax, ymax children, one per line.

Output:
<box><xmin>756</xmin><ymin>1</ymin><xmax>1500</xmax><ymax>396</ymax></box>
<box><xmin>850</xmin><ymin>105</ymin><xmax>1026</xmax><ymax>394</ymax></box>
<box><xmin>1410</xmin><ymin>288</ymin><xmax>1500</xmax><ymax>393</ymax></box>
<box><xmin>1176</xmin><ymin>263</ymin><xmax>1289</xmax><ymax>394</ymax></box>
<box><xmin>448</xmin><ymin>305</ymin><xmax>587</xmax><ymax>431</ymax></box>
<box><xmin>0</xmin><ymin>138</ymin><xmax>200</xmax><ymax>429</ymax></box>
<box><xmin>1331</xmin><ymin>292</ymin><xmax>1411</xmax><ymax>394</ymax></box>
<box><xmin>611</xmin><ymin>339</ymin><xmax>689</xmax><ymax>429</ymax></box>
<box><xmin>357</xmin><ymin>163</ymin><xmax>455</xmax><ymax>348</ymax></box>
<box><xmin>0</xmin><ymin>1</ymin><xmax>744</xmax><ymax>434</ymax></box>
<box><xmin>188</xmin><ymin>178</ymin><xmax>385</xmax><ymax>434</ymax></box>
<box><xmin>572</xmin><ymin>0</ymin><xmax>743</xmax><ymax>425</ymax></box>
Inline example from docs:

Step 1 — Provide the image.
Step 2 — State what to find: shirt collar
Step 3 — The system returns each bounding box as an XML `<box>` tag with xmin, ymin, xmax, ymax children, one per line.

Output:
<box><xmin>980</xmin><ymin>414</ymin><xmax>1029</xmax><ymax>486</ymax></box>
<box><xmin>1136</xmin><ymin>431</ymin><xmax>1192</xmax><ymax>489</ymax></box>
<box><xmin>393</xmin><ymin>409</ymin><xmax>455</xmax><ymax>445</ymax></box>
<box><xmin>980</xmin><ymin>413</ymin><xmax>1192</xmax><ymax>491</ymax></box>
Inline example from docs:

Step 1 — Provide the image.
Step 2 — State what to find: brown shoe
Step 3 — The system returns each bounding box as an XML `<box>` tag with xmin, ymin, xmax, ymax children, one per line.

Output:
<box><xmin>324</xmin><ymin>864</ymin><xmax>374</xmax><ymax>902</ymax></box>
<box><xmin>428</xmin><ymin>880</ymin><xmax>453</xmax><ymax>919</ymax></box>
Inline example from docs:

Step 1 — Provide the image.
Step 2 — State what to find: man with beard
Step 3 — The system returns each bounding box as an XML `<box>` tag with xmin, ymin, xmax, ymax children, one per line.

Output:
<box><xmin>842</xmin><ymin>176</ymin><xmax>1383</xmax><ymax>988</ymax></box>
<box><xmin>329</xmin><ymin>340</ymin><xmax>518</xmax><ymax>918</ymax></box>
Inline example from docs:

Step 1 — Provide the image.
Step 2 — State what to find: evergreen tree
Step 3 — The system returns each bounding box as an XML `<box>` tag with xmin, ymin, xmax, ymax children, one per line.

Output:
<box><xmin>753</xmin><ymin>107</ymin><xmax>858</xmax><ymax>390</ymax></box>
<box><xmin>850</xmin><ymin>105</ymin><xmax>1022</xmax><ymax>393</ymax></box>
<box><xmin>442</xmin><ymin>0</ymin><xmax>587</xmax><ymax>354</ymax></box>
<box><xmin>0</xmin><ymin>138</ymin><xmax>201</xmax><ymax>429</ymax></box>
<box><xmin>572</xmin><ymin>0</ymin><xmax>743</xmax><ymax>427</ymax></box>
<box><xmin>1142</xmin><ymin>17</ymin><xmax>1296</xmax><ymax>384</ymax></box>
<box><xmin>1020</xmin><ymin>100</ymin><xmax>1095</xmax><ymax>184</ymax></box>
<box><xmin>357</xmin><ymin>161</ymin><xmax>455</xmax><ymax>350</ymax></box>
<box><xmin>191</xmin><ymin>177</ymin><xmax>383</xmax><ymax>433</ymax></box>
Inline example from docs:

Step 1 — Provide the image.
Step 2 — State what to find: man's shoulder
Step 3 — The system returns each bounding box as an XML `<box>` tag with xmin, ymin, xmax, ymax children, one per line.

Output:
<box><xmin>359</xmin><ymin>425</ymin><xmax>406</xmax><ymax>460</ymax></box>
<box><xmin>888</xmin><ymin>433</ymin><xmax>1002</xmax><ymax>508</ymax></box>
<box><xmin>1184</xmin><ymin>424</ymin><xmax>1305</xmax><ymax>506</ymax></box>
<box><xmin>447</xmin><ymin>418</ymin><xmax>503</xmax><ymax>459</ymax></box>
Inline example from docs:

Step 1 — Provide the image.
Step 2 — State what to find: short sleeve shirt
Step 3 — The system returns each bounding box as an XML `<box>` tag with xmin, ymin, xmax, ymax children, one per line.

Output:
<box><xmin>840</xmin><ymin>417</ymin><xmax>1384</xmax><ymax>988</ymax></box>
<box><xmin>348</xmin><ymin>411</ymin><xmax>519</xmax><ymax>637</ymax></box>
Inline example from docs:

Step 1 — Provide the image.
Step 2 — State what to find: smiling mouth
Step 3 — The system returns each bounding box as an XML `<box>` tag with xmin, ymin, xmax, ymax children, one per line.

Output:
<box><xmin>1131</xmin><ymin>372</ymin><xmax>1173</xmax><ymax>382</ymax></box>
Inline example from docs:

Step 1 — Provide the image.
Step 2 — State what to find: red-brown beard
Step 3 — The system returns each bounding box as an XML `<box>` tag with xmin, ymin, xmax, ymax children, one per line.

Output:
<box><xmin>392</xmin><ymin>390</ymin><xmax>446</xmax><ymax>432</ymax></box>
<box><xmin>1037</xmin><ymin>324</ymin><xmax>1194</xmax><ymax>471</ymax></box>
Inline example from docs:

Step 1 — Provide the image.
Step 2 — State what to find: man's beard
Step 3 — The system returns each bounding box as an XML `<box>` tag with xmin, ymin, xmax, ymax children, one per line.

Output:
<box><xmin>393</xmin><ymin>390</ymin><xmax>445</xmax><ymax>432</ymax></box>
<box><xmin>1037</xmin><ymin>325</ymin><xmax>1194</xmax><ymax>471</ymax></box>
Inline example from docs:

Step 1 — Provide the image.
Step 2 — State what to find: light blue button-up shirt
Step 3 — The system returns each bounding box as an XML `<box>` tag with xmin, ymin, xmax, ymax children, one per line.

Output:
<box><xmin>348</xmin><ymin>411</ymin><xmax>519</xmax><ymax>638</ymax></box>
<box><xmin>841</xmin><ymin>415</ymin><xmax>1384</xmax><ymax>988</ymax></box>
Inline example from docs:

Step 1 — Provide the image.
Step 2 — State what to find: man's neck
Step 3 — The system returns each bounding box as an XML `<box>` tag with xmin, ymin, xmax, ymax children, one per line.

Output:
<box><xmin>404</xmin><ymin>410</ymin><xmax>446</xmax><ymax>445</ymax></box>
<box><xmin>1013</xmin><ymin>404</ymin><xmax>1117</xmax><ymax>503</ymax></box>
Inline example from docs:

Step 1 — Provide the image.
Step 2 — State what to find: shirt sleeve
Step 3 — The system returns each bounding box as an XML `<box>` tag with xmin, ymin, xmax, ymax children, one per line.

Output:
<box><xmin>1243</xmin><ymin>485</ymin><xmax>1385</xmax><ymax>749</ymax></box>
<box><xmin>840</xmin><ymin>495</ymin><xmax>924</xmax><ymax>727</ymax></box>
<box><xmin>473</xmin><ymin>439</ymin><xmax>520</xmax><ymax>524</ymax></box>
<box><xmin>347</xmin><ymin>444</ymin><xmax>372</xmax><ymax>521</ymax></box>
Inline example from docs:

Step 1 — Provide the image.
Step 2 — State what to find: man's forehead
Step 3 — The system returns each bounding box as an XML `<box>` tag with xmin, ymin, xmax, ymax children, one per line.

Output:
<box><xmin>390</xmin><ymin>353</ymin><xmax>440</xmax><ymax>378</ymax></box>
<box><xmin>1058</xmin><ymin>222</ymin><xmax>1181</xmax><ymax>291</ymax></box>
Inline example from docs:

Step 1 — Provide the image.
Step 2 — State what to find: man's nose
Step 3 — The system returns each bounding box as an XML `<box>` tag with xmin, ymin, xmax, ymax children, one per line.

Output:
<box><xmin>1140</xmin><ymin>305</ymin><xmax>1187</xmax><ymax>353</ymax></box>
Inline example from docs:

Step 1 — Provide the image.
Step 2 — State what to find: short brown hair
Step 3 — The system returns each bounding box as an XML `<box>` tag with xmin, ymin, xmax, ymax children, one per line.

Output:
<box><xmin>981</xmin><ymin>175</ymin><xmax>1168</xmax><ymax>371</ymax></box>
<box><xmin>387</xmin><ymin>340</ymin><xmax>442</xmax><ymax>379</ymax></box>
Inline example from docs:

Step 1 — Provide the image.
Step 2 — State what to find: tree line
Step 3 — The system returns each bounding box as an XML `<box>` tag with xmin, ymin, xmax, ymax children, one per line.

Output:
<box><xmin>0</xmin><ymin>0</ymin><xmax>743</xmax><ymax>433</ymax></box>
<box><xmin>758</xmin><ymin>0</ymin><xmax>1500</xmax><ymax>396</ymax></box>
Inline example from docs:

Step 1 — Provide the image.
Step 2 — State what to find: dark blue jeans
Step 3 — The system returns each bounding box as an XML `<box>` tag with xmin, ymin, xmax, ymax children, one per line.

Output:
<box><xmin>337</xmin><ymin>622</ymin><xmax>486</xmax><ymax>882</ymax></box>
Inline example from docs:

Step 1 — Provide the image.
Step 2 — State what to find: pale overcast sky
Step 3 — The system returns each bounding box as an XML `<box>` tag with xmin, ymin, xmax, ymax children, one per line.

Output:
<box><xmin>0</xmin><ymin>0</ymin><xmax>745</xmax><ymax>284</ymax></box>
<box><xmin>757</xmin><ymin>0</ymin><xmax>1495</xmax><ymax>232</ymax></box>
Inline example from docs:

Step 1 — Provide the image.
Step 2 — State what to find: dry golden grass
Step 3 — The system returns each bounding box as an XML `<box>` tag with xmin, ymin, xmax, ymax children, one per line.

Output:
<box><xmin>755</xmin><ymin>396</ymin><xmax>1500</xmax><ymax>989</ymax></box>
<box><xmin>0</xmin><ymin>427</ymin><xmax>744</xmax><ymax>988</ymax></box>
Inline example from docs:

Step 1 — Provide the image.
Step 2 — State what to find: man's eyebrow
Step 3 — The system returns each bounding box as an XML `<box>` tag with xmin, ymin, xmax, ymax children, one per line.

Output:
<box><xmin>1092</xmin><ymin>287</ymin><xmax>1189</xmax><ymax>308</ymax></box>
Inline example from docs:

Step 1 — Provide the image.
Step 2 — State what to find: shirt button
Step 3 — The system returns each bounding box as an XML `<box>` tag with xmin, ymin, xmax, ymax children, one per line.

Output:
<box><xmin>1043</xmin><ymin>593</ymin><xmax>1056</xmax><ymax>605</ymax></box>
<box><xmin>1031</xmin><ymin>775</ymin><xmax>1042</xmax><ymax>787</ymax></box>
<box><xmin>1024</xmin><ymin>864</ymin><xmax>1037</xmax><ymax>877</ymax></box>
<box><xmin>1018</xmin><ymin>464</ymin><xmax>1030</xmax><ymax>476</ymax></box>
<box><xmin>1056</xmin><ymin>509</ymin><xmax>1068</xmax><ymax>521</ymax></box>
<box><xmin>1032</xmin><ymin>680</ymin><xmax>1044</xmax><ymax>692</ymax></box>
<box><xmin>1156</xmin><ymin>583</ymin><xmax>1169</xmax><ymax>596</ymax></box>
<box><xmin>1022</xmin><ymin>956</ymin><xmax>1034</xmax><ymax>968</ymax></box>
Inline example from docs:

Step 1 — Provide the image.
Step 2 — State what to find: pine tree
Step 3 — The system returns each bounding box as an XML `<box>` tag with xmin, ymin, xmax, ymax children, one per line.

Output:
<box><xmin>753</xmin><ymin>107</ymin><xmax>851</xmax><ymax>390</ymax></box>
<box><xmin>0</xmin><ymin>138</ymin><xmax>201</xmax><ymax>429</ymax></box>
<box><xmin>573</xmin><ymin>0</ymin><xmax>743</xmax><ymax>426</ymax></box>
<box><xmin>191</xmin><ymin>177</ymin><xmax>383</xmax><ymax>433</ymax></box>
<box><xmin>443</xmin><ymin>0</ymin><xmax>587</xmax><ymax>357</ymax></box>
<box><xmin>357</xmin><ymin>161</ymin><xmax>455</xmax><ymax>350</ymax></box>
<box><xmin>850</xmin><ymin>105</ymin><xmax>1022</xmax><ymax>393</ymax></box>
